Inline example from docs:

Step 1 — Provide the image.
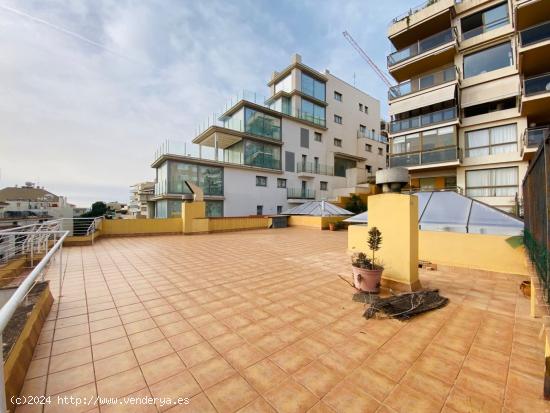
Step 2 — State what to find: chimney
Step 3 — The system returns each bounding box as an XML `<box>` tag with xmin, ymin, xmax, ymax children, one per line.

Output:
<box><xmin>291</xmin><ymin>53</ymin><xmax>302</xmax><ymax>64</ymax></box>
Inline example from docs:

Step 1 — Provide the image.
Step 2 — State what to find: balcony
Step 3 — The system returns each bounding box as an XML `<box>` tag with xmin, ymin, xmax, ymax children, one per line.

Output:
<box><xmin>387</xmin><ymin>28</ymin><xmax>457</xmax><ymax>82</ymax></box>
<box><xmin>154</xmin><ymin>178</ymin><xmax>223</xmax><ymax>198</ymax></box>
<box><xmin>522</xmin><ymin>126</ymin><xmax>548</xmax><ymax>159</ymax></box>
<box><xmin>389</xmin><ymin>66</ymin><xmax>457</xmax><ymax>100</ymax></box>
<box><xmin>296</xmin><ymin>162</ymin><xmax>334</xmax><ymax>176</ymax></box>
<box><xmin>390</xmin><ymin>146</ymin><xmax>460</xmax><ymax>169</ymax></box>
<box><xmin>294</xmin><ymin>109</ymin><xmax>326</xmax><ymax>128</ymax></box>
<box><xmin>519</xmin><ymin>21</ymin><xmax>550</xmax><ymax>76</ymax></box>
<box><xmin>357</xmin><ymin>130</ymin><xmax>388</xmax><ymax>143</ymax></box>
<box><xmin>461</xmin><ymin>15</ymin><xmax>509</xmax><ymax>42</ymax></box>
<box><xmin>521</xmin><ymin>73</ymin><xmax>550</xmax><ymax>120</ymax></box>
<box><xmin>287</xmin><ymin>188</ymin><xmax>316</xmax><ymax>200</ymax></box>
<box><xmin>390</xmin><ymin>106</ymin><xmax>458</xmax><ymax>134</ymax></box>
<box><xmin>515</xmin><ymin>0</ymin><xmax>550</xmax><ymax>31</ymax></box>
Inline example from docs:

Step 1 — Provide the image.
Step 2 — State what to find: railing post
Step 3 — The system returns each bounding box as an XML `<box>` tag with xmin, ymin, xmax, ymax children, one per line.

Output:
<box><xmin>0</xmin><ymin>332</ymin><xmax>6</xmax><ymax>413</ymax></box>
<box><xmin>58</xmin><ymin>244</ymin><xmax>63</xmax><ymax>298</ymax></box>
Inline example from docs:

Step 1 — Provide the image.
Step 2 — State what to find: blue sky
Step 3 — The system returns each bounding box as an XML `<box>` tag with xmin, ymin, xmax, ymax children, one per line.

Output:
<box><xmin>0</xmin><ymin>0</ymin><xmax>415</xmax><ymax>207</ymax></box>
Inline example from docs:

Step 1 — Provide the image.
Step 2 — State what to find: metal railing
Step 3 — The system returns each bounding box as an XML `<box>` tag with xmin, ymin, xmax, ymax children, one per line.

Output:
<box><xmin>390</xmin><ymin>146</ymin><xmax>460</xmax><ymax>167</ymax></box>
<box><xmin>0</xmin><ymin>228</ymin><xmax>68</xmax><ymax>411</ymax></box>
<box><xmin>293</xmin><ymin>109</ymin><xmax>326</xmax><ymax>128</ymax></box>
<box><xmin>389</xmin><ymin>0</ymin><xmax>442</xmax><ymax>25</ymax></box>
<box><xmin>388</xmin><ymin>66</ymin><xmax>457</xmax><ymax>100</ymax></box>
<box><xmin>195</xmin><ymin>114</ymin><xmax>282</xmax><ymax>142</ymax></box>
<box><xmin>287</xmin><ymin>188</ymin><xmax>316</xmax><ymax>199</ymax></box>
<box><xmin>523</xmin><ymin>72</ymin><xmax>550</xmax><ymax>97</ymax></box>
<box><xmin>461</xmin><ymin>16</ymin><xmax>509</xmax><ymax>40</ymax></box>
<box><xmin>388</xmin><ymin>27</ymin><xmax>455</xmax><ymax>67</ymax></box>
<box><xmin>390</xmin><ymin>106</ymin><xmax>458</xmax><ymax>133</ymax></box>
<box><xmin>524</xmin><ymin>126</ymin><xmax>549</xmax><ymax>149</ymax></box>
<box><xmin>296</xmin><ymin>162</ymin><xmax>334</xmax><ymax>176</ymax></box>
<box><xmin>357</xmin><ymin>130</ymin><xmax>388</xmax><ymax>143</ymax></box>
<box><xmin>520</xmin><ymin>20</ymin><xmax>550</xmax><ymax>47</ymax></box>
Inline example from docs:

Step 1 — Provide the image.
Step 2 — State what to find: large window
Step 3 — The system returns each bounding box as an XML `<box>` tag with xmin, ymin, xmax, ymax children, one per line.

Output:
<box><xmin>461</xmin><ymin>2</ymin><xmax>509</xmax><ymax>40</ymax></box>
<box><xmin>301</xmin><ymin>73</ymin><xmax>326</xmax><ymax>101</ymax></box>
<box><xmin>392</xmin><ymin>133</ymin><xmax>420</xmax><ymax>154</ymax></box>
<box><xmin>244</xmin><ymin>140</ymin><xmax>281</xmax><ymax>170</ymax></box>
<box><xmin>205</xmin><ymin>201</ymin><xmax>223</xmax><ymax>217</ymax></box>
<box><xmin>463</xmin><ymin>97</ymin><xmax>516</xmax><ymax>118</ymax></box>
<box><xmin>269</xmin><ymin>97</ymin><xmax>292</xmax><ymax>115</ymax></box>
<box><xmin>463</xmin><ymin>42</ymin><xmax>513</xmax><ymax>78</ymax></box>
<box><xmin>334</xmin><ymin>157</ymin><xmax>356</xmax><ymax>177</ymax></box>
<box><xmin>167</xmin><ymin>162</ymin><xmax>223</xmax><ymax>196</ymax></box>
<box><xmin>274</xmin><ymin>74</ymin><xmax>292</xmax><ymax>93</ymax></box>
<box><xmin>466</xmin><ymin>167</ymin><xmax>518</xmax><ymax>197</ymax></box>
<box><xmin>300</xmin><ymin>99</ymin><xmax>326</xmax><ymax>126</ymax></box>
<box><xmin>466</xmin><ymin>124</ymin><xmax>517</xmax><ymax>157</ymax></box>
<box><xmin>244</xmin><ymin>107</ymin><xmax>281</xmax><ymax>140</ymax></box>
<box><xmin>421</xmin><ymin>126</ymin><xmax>455</xmax><ymax>151</ymax></box>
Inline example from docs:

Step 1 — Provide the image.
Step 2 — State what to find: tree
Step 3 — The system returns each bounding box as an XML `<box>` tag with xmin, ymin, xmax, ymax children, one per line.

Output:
<box><xmin>80</xmin><ymin>201</ymin><xmax>107</xmax><ymax>218</ymax></box>
<box><xmin>345</xmin><ymin>194</ymin><xmax>367</xmax><ymax>214</ymax></box>
<box><xmin>367</xmin><ymin>226</ymin><xmax>383</xmax><ymax>269</ymax></box>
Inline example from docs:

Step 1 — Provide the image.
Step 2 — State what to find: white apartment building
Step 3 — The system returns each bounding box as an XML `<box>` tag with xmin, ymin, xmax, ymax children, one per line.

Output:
<box><xmin>0</xmin><ymin>182</ymin><xmax>75</xmax><ymax>219</ymax></box>
<box><xmin>129</xmin><ymin>181</ymin><xmax>155</xmax><ymax>218</ymax></box>
<box><xmin>387</xmin><ymin>0</ymin><xmax>549</xmax><ymax>212</ymax></box>
<box><xmin>152</xmin><ymin>54</ymin><xmax>387</xmax><ymax>217</ymax></box>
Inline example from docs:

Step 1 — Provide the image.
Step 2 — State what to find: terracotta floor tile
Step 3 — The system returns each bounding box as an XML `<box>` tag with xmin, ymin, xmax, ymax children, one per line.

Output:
<box><xmin>323</xmin><ymin>382</ymin><xmax>380</xmax><ymax>413</ymax></box>
<box><xmin>159</xmin><ymin>320</ymin><xmax>193</xmax><ymax>337</ymax></box>
<box><xmin>237</xmin><ymin>397</ymin><xmax>276</xmax><ymax>413</ymax></box>
<box><xmin>270</xmin><ymin>346</ymin><xmax>315</xmax><ymax>374</ymax></box>
<box><xmin>165</xmin><ymin>392</ymin><xmax>217</xmax><ymax>412</ymax></box>
<box><xmin>293</xmin><ymin>361</ymin><xmax>341</xmax><ymax>398</ymax></box>
<box><xmin>26</xmin><ymin>357</ymin><xmax>50</xmax><ymax>379</ymax></box>
<box><xmin>141</xmin><ymin>352</ymin><xmax>186</xmax><ymax>386</ymax></box>
<box><xmin>89</xmin><ymin>315</ymin><xmax>122</xmax><ymax>332</ymax></box>
<box><xmin>225</xmin><ymin>343</ymin><xmax>266</xmax><ymax>371</ymax></box>
<box><xmin>205</xmin><ymin>374</ymin><xmax>259</xmax><ymax>412</ymax></box>
<box><xmin>124</xmin><ymin>318</ymin><xmax>157</xmax><ymax>335</ymax></box>
<box><xmin>96</xmin><ymin>367</ymin><xmax>146</xmax><ymax>399</ymax></box>
<box><xmin>129</xmin><ymin>327</ymin><xmax>164</xmax><ymax>348</ymax></box>
<box><xmin>20</xmin><ymin>375</ymin><xmax>46</xmax><ymax>398</ymax></box>
<box><xmin>133</xmin><ymin>338</ymin><xmax>174</xmax><ymax>365</ymax></box>
<box><xmin>94</xmin><ymin>350</ymin><xmax>138</xmax><ymax>380</ymax></box>
<box><xmin>178</xmin><ymin>341</ymin><xmax>218</xmax><ymax>368</ymax></box>
<box><xmin>90</xmin><ymin>325</ymin><xmax>126</xmax><ymax>345</ymax></box>
<box><xmin>189</xmin><ymin>356</ymin><xmax>236</xmax><ymax>390</ymax></box>
<box><xmin>307</xmin><ymin>401</ymin><xmax>337</xmax><ymax>413</ymax></box>
<box><xmin>53</xmin><ymin>323</ymin><xmax>90</xmax><ymax>341</ymax></box>
<box><xmin>242</xmin><ymin>359</ymin><xmax>288</xmax><ymax>394</ymax></box>
<box><xmin>264</xmin><ymin>379</ymin><xmax>319</xmax><ymax>413</ymax></box>
<box><xmin>49</xmin><ymin>347</ymin><xmax>92</xmax><ymax>373</ymax></box>
<box><xmin>345</xmin><ymin>366</ymin><xmax>396</xmax><ymax>402</ymax></box>
<box><xmin>100</xmin><ymin>387</ymin><xmax>157</xmax><ymax>413</ymax></box>
<box><xmin>92</xmin><ymin>336</ymin><xmax>132</xmax><ymax>360</ymax></box>
<box><xmin>168</xmin><ymin>330</ymin><xmax>204</xmax><ymax>351</ymax></box>
<box><xmin>46</xmin><ymin>363</ymin><xmax>95</xmax><ymax>395</ymax></box>
<box><xmin>44</xmin><ymin>382</ymin><xmax>97</xmax><ymax>413</ymax></box>
<box><xmin>195</xmin><ymin>322</ymin><xmax>231</xmax><ymax>339</ymax></box>
<box><xmin>444</xmin><ymin>387</ymin><xmax>502</xmax><ymax>413</ymax></box>
<box><xmin>317</xmin><ymin>351</ymin><xmax>356</xmax><ymax>377</ymax></box>
<box><xmin>149</xmin><ymin>371</ymin><xmax>202</xmax><ymax>411</ymax></box>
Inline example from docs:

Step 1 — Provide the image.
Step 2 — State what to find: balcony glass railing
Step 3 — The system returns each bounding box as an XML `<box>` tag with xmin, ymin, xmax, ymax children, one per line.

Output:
<box><xmin>357</xmin><ymin>130</ymin><xmax>388</xmax><ymax>143</ymax></box>
<box><xmin>287</xmin><ymin>188</ymin><xmax>316</xmax><ymax>199</ymax></box>
<box><xmin>389</xmin><ymin>66</ymin><xmax>457</xmax><ymax>100</ymax></box>
<box><xmin>525</xmin><ymin>126</ymin><xmax>549</xmax><ymax>148</ymax></box>
<box><xmin>462</xmin><ymin>16</ymin><xmax>509</xmax><ymax>41</ymax></box>
<box><xmin>524</xmin><ymin>73</ymin><xmax>550</xmax><ymax>96</ymax></box>
<box><xmin>155</xmin><ymin>178</ymin><xmax>223</xmax><ymax>197</ymax></box>
<box><xmin>390</xmin><ymin>146</ymin><xmax>459</xmax><ymax>167</ymax></box>
<box><xmin>390</xmin><ymin>107</ymin><xmax>457</xmax><ymax>133</ymax></box>
<box><xmin>388</xmin><ymin>28</ymin><xmax>455</xmax><ymax>67</ymax></box>
<box><xmin>294</xmin><ymin>109</ymin><xmax>326</xmax><ymax>127</ymax></box>
<box><xmin>520</xmin><ymin>21</ymin><xmax>550</xmax><ymax>47</ymax></box>
<box><xmin>390</xmin><ymin>0</ymin><xmax>443</xmax><ymax>25</ymax></box>
<box><xmin>296</xmin><ymin>162</ymin><xmax>334</xmax><ymax>176</ymax></box>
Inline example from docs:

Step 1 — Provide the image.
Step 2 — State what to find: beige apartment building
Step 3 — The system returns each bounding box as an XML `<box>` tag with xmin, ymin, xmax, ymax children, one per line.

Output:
<box><xmin>387</xmin><ymin>0</ymin><xmax>549</xmax><ymax>212</ymax></box>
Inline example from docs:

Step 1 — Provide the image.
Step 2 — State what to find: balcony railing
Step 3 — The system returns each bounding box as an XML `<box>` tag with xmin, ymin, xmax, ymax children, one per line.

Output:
<box><xmin>389</xmin><ymin>66</ymin><xmax>457</xmax><ymax>100</ymax></box>
<box><xmin>357</xmin><ymin>130</ymin><xmax>389</xmax><ymax>143</ymax></box>
<box><xmin>390</xmin><ymin>146</ymin><xmax>460</xmax><ymax>167</ymax></box>
<box><xmin>461</xmin><ymin>16</ymin><xmax>509</xmax><ymax>41</ymax></box>
<box><xmin>524</xmin><ymin>126</ymin><xmax>549</xmax><ymax>148</ymax></box>
<box><xmin>294</xmin><ymin>109</ymin><xmax>326</xmax><ymax>128</ymax></box>
<box><xmin>390</xmin><ymin>107</ymin><xmax>457</xmax><ymax>133</ymax></box>
<box><xmin>520</xmin><ymin>21</ymin><xmax>550</xmax><ymax>47</ymax></box>
<box><xmin>296</xmin><ymin>162</ymin><xmax>334</xmax><ymax>176</ymax></box>
<box><xmin>523</xmin><ymin>73</ymin><xmax>550</xmax><ymax>96</ymax></box>
<box><xmin>388</xmin><ymin>27</ymin><xmax>455</xmax><ymax>67</ymax></box>
<box><xmin>287</xmin><ymin>188</ymin><xmax>316</xmax><ymax>199</ymax></box>
<box><xmin>390</xmin><ymin>0</ymin><xmax>443</xmax><ymax>25</ymax></box>
<box><xmin>155</xmin><ymin>178</ymin><xmax>223</xmax><ymax>197</ymax></box>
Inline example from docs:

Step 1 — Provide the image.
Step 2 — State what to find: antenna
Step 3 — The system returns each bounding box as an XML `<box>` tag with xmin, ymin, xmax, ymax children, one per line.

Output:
<box><xmin>342</xmin><ymin>31</ymin><xmax>393</xmax><ymax>88</ymax></box>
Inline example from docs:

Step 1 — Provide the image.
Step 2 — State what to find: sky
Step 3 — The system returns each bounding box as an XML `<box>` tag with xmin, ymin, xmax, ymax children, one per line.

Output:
<box><xmin>0</xmin><ymin>0</ymin><xmax>414</xmax><ymax>207</ymax></box>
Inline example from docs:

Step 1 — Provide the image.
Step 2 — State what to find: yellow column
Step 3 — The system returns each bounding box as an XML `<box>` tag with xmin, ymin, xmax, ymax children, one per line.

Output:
<box><xmin>367</xmin><ymin>193</ymin><xmax>420</xmax><ymax>291</ymax></box>
<box><xmin>181</xmin><ymin>201</ymin><xmax>206</xmax><ymax>234</ymax></box>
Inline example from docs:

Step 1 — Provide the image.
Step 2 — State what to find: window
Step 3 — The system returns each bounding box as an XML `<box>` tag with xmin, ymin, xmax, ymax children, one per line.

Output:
<box><xmin>320</xmin><ymin>181</ymin><xmax>328</xmax><ymax>191</ymax></box>
<box><xmin>378</xmin><ymin>148</ymin><xmax>383</xmax><ymax>155</ymax></box>
<box><xmin>365</xmin><ymin>164</ymin><xmax>372</xmax><ymax>173</ymax></box>
<box><xmin>466</xmin><ymin>124</ymin><xmax>517</xmax><ymax>157</ymax></box>
<box><xmin>334</xmin><ymin>115</ymin><xmax>342</xmax><ymax>124</ymax></box>
<box><xmin>244</xmin><ymin>140</ymin><xmax>281</xmax><ymax>169</ymax></box>
<box><xmin>365</xmin><ymin>144</ymin><xmax>372</xmax><ymax>152</ymax></box>
<box><xmin>205</xmin><ymin>200</ymin><xmax>223</xmax><ymax>217</ymax></box>
<box><xmin>334</xmin><ymin>157</ymin><xmax>356</xmax><ymax>177</ymax></box>
<box><xmin>244</xmin><ymin>107</ymin><xmax>281</xmax><ymax>140</ymax></box>
<box><xmin>359</xmin><ymin>103</ymin><xmax>363</xmax><ymax>111</ymax></box>
<box><xmin>256</xmin><ymin>176</ymin><xmax>267</xmax><ymax>187</ymax></box>
<box><xmin>466</xmin><ymin>167</ymin><xmax>518</xmax><ymax>197</ymax></box>
<box><xmin>461</xmin><ymin>2</ymin><xmax>509</xmax><ymax>40</ymax></box>
<box><xmin>277</xmin><ymin>178</ymin><xmax>287</xmax><ymax>188</ymax></box>
<box><xmin>334</xmin><ymin>91</ymin><xmax>342</xmax><ymax>101</ymax></box>
<box><xmin>364</xmin><ymin>106</ymin><xmax>369</xmax><ymax>114</ymax></box>
<box><xmin>277</xmin><ymin>205</ymin><xmax>283</xmax><ymax>214</ymax></box>
<box><xmin>257</xmin><ymin>205</ymin><xmax>263</xmax><ymax>215</ymax></box>
<box><xmin>285</xmin><ymin>151</ymin><xmax>295</xmax><ymax>172</ymax></box>
<box><xmin>300</xmin><ymin>99</ymin><xmax>326</xmax><ymax>126</ymax></box>
<box><xmin>314</xmin><ymin>132</ymin><xmax>322</xmax><ymax>142</ymax></box>
<box><xmin>301</xmin><ymin>73</ymin><xmax>326</xmax><ymax>100</ymax></box>
<box><xmin>334</xmin><ymin>138</ymin><xmax>342</xmax><ymax>147</ymax></box>
<box><xmin>463</xmin><ymin>97</ymin><xmax>516</xmax><ymax>118</ymax></box>
<box><xmin>463</xmin><ymin>42</ymin><xmax>513</xmax><ymax>78</ymax></box>
<box><xmin>167</xmin><ymin>161</ymin><xmax>223</xmax><ymax>196</ymax></box>
<box><xmin>300</xmin><ymin>128</ymin><xmax>310</xmax><ymax>148</ymax></box>
<box><xmin>360</xmin><ymin>124</ymin><xmax>366</xmax><ymax>134</ymax></box>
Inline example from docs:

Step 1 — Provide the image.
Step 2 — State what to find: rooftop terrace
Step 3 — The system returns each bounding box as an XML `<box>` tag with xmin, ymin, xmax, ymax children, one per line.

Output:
<box><xmin>17</xmin><ymin>228</ymin><xmax>547</xmax><ymax>412</ymax></box>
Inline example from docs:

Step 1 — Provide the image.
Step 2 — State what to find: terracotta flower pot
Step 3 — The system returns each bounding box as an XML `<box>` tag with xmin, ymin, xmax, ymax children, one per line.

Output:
<box><xmin>329</xmin><ymin>223</ymin><xmax>336</xmax><ymax>231</ymax></box>
<box><xmin>352</xmin><ymin>266</ymin><xmax>383</xmax><ymax>293</ymax></box>
<box><xmin>520</xmin><ymin>280</ymin><xmax>531</xmax><ymax>298</ymax></box>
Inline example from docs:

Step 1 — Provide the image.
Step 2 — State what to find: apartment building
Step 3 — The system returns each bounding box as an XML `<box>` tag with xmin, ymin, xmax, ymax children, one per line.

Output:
<box><xmin>129</xmin><ymin>181</ymin><xmax>155</xmax><ymax>218</ymax></box>
<box><xmin>386</xmin><ymin>0</ymin><xmax>549</xmax><ymax>212</ymax></box>
<box><xmin>152</xmin><ymin>54</ymin><xmax>386</xmax><ymax>217</ymax></box>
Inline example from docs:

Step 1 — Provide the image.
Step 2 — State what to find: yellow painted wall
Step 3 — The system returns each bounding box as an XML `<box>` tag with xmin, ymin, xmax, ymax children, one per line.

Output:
<box><xmin>182</xmin><ymin>202</ymin><xmax>206</xmax><ymax>233</ymax></box>
<box><xmin>419</xmin><ymin>231</ymin><xmax>528</xmax><ymax>275</ymax></box>
<box><xmin>288</xmin><ymin>215</ymin><xmax>346</xmax><ymax>229</ymax></box>
<box><xmin>207</xmin><ymin>217</ymin><xmax>269</xmax><ymax>232</ymax></box>
<box><xmin>102</xmin><ymin>218</ymin><xmax>182</xmax><ymax>235</ymax></box>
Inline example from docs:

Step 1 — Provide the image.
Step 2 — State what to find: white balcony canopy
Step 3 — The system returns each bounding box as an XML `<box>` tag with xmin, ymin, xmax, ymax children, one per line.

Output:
<box><xmin>461</xmin><ymin>75</ymin><xmax>519</xmax><ymax>108</ymax></box>
<box><xmin>345</xmin><ymin>191</ymin><xmax>523</xmax><ymax>236</ymax></box>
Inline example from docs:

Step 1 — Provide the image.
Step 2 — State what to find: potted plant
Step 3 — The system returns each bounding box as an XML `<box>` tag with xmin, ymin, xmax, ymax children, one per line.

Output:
<box><xmin>328</xmin><ymin>221</ymin><xmax>338</xmax><ymax>231</ymax></box>
<box><xmin>351</xmin><ymin>227</ymin><xmax>384</xmax><ymax>293</ymax></box>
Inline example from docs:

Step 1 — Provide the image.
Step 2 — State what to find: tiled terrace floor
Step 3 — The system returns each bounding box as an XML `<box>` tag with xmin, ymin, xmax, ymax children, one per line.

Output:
<box><xmin>16</xmin><ymin>227</ymin><xmax>549</xmax><ymax>413</ymax></box>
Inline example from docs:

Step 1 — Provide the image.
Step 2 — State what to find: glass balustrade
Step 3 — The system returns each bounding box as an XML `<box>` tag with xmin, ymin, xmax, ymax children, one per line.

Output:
<box><xmin>390</xmin><ymin>107</ymin><xmax>457</xmax><ymax>133</ymax></box>
<box><xmin>388</xmin><ymin>28</ymin><xmax>455</xmax><ymax>66</ymax></box>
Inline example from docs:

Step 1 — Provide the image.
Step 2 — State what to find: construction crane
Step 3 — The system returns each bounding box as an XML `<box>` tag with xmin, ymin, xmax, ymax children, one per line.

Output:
<box><xmin>342</xmin><ymin>31</ymin><xmax>393</xmax><ymax>89</ymax></box>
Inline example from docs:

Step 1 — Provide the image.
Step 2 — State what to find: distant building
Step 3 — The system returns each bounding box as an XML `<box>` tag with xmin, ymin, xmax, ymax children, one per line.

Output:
<box><xmin>129</xmin><ymin>182</ymin><xmax>155</xmax><ymax>218</ymax></box>
<box><xmin>0</xmin><ymin>182</ymin><xmax>75</xmax><ymax>219</ymax></box>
